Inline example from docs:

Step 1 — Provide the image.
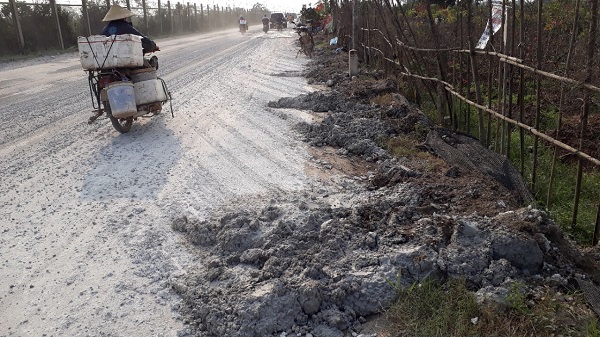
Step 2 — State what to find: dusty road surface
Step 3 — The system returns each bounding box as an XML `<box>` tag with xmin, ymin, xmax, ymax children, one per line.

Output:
<box><xmin>0</xmin><ymin>27</ymin><xmax>316</xmax><ymax>336</ymax></box>
<box><xmin>3</xmin><ymin>24</ymin><xmax>596</xmax><ymax>337</ymax></box>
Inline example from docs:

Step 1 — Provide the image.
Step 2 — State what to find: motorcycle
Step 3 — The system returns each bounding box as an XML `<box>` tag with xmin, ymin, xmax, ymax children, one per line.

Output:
<box><xmin>239</xmin><ymin>19</ymin><xmax>248</xmax><ymax>34</ymax></box>
<box><xmin>262</xmin><ymin>23</ymin><xmax>269</xmax><ymax>33</ymax></box>
<box><xmin>85</xmin><ymin>54</ymin><xmax>172</xmax><ymax>133</ymax></box>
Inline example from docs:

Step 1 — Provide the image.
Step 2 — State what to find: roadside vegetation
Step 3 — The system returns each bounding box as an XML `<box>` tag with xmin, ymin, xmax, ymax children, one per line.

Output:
<box><xmin>385</xmin><ymin>277</ymin><xmax>598</xmax><ymax>337</ymax></box>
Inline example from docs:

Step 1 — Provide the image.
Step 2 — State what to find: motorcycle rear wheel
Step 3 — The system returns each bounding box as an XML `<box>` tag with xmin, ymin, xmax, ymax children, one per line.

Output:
<box><xmin>110</xmin><ymin>116</ymin><xmax>133</xmax><ymax>133</ymax></box>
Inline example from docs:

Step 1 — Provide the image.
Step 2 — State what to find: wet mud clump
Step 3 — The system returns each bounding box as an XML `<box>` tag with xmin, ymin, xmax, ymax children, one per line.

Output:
<box><xmin>171</xmin><ymin>46</ymin><xmax>599</xmax><ymax>337</ymax></box>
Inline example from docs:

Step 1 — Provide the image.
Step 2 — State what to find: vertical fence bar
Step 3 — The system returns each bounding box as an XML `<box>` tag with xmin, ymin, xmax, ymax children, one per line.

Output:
<box><xmin>158</xmin><ymin>0</ymin><xmax>163</xmax><ymax>34</ymax></box>
<box><xmin>352</xmin><ymin>0</ymin><xmax>357</xmax><ymax>50</ymax></box>
<box><xmin>142</xmin><ymin>0</ymin><xmax>148</xmax><ymax>34</ymax></box>
<box><xmin>458</xmin><ymin>11</ymin><xmax>464</xmax><ymax>131</ymax></box>
<box><xmin>187</xmin><ymin>2</ymin><xmax>191</xmax><ymax>30</ymax></box>
<box><xmin>50</xmin><ymin>0</ymin><xmax>64</xmax><ymax>50</ymax></box>
<box><xmin>168</xmin><ymin>1</ymin><xmax>172</xmax><ymax>34</ymax></box>
<box><xmin>200</xmin><ymin>4</ymin><xmax>203</xmax><ymax>30</ymax></box>
<box><xmin>547</xmin><ymin>0</ymin><xmax>582</xmax><ymax>208</ymax></box>
<box><xmin>9</xmin><ymin>0</ymin><xmax>25</xmax><ymax>50</ymax></box>
<box><xmin>530</xmin><ymin>0</ymin><xmax>543</xmax><ymax>192</ymax></box>
<box><xmin>506</xmin><ymin>0</ymin><xmax>516</xmax><ymax>160</ymax></box>
<box><xmin>500</xmin><ymin>0</ymin><xmax>508</xmax><ymax>156</ymax></box>
<box><xmin>518</xmin><ymin>0</ymin><xmax>525</xmax><ymax>173</ymax></box>
<box><xmin>465</xmin><ymin>0</ymin><xmax>477</xmax><ymax>133</ymax></box>
<box><xmin>573</xmin><ymin>0</ymin><xmax>598</xmax><ymax>229</ymax></box>
<box><xmin>194</xmin><ymin>3</ymin><xmax>197</xmax><ymax>30</ymax></box>
<box><xmin>486</xmin><ymin>0</ymin><xmax>494</xmax><ymax>147</ymax></box>
<box><xmin>82</xmin><ymin>0</ymin><xmax>91</xmax><ymax>36</ymax></box>
<box><xmin>594</xmin><ymin>201</ymin><xmax>600</xmax><ymax>245</ymax></box>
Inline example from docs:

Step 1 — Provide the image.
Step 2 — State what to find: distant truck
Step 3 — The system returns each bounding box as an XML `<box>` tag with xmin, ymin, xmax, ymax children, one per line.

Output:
<box><xmin>270</xmin><ymin>12</ymin><xmax>287</xmax><ymax>29</ymax></box>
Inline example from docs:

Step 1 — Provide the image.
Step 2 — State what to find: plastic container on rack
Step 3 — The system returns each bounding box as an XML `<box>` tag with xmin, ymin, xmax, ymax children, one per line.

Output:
<box><xmin>130</xmin><ymin>68</ymin><xmax>158</xmax><ymax>83</ymax></box>
<box><xmin>78</xmin><ymin>34</ymin><xmax>144</xmax><ymax>70</ymax></box>
<box><xmin>134</xmin><ymin>79</ymin><xmax>168</xmax><ymax>105</ymax></box>
<box><xmin>106</xmin><ymin>81</ymin><xmax>137</xmax><ymax>118</ymax></box>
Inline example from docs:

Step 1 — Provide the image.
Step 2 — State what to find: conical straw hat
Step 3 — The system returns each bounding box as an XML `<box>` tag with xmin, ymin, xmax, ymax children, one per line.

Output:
<box><xmin>102</xmin><ymin>4</ymin><xmax>135</xmax><ymax>22</ymax></box>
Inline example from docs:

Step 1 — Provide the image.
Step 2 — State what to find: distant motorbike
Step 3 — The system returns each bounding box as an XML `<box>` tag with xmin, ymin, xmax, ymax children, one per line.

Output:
<box><xmin>263</xmin><ymin>23</ymin><xmax>269</xmax><ymax>33</ymax></box>
<box><xmin>239</xmin><ymin>19</ymin><xmax>248</xmax><ymax>34</ymax></box>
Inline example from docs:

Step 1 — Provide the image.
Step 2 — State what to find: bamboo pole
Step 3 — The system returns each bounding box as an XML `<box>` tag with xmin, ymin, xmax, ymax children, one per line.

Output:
<box><xmin>50</xmin><ymin>0</ymin><xmax>64</xmax><ymax>50</ymax></box>
<box><xmin>142</xmin><ymin>0</ymin><xmax>148</xmax><ymax>34</ymax></box>
<box><xmin>594</xmin><ymin>200</ymin><xmax>600</xmax><ymax>245</ymax></box>
<box><xmin>530</xmin><ymin>0</ymin><xmax>544</xmax><ymax>193</ymax></box>
<box><xmin>483</xmin><ymin>0</ymin><xmax>494</xmax><ymax>148</ymax></box>
<box><xmin>393</xmin><ymin>42</ymin><xmax>600</xmax><ymax>94</ymax></box>
<box><xmin>81</xmin><ymin>0</ymin><xmax>91</xmax><ymax>36</ymax></box>
<box><xmin>547</xmin><ymin>0</ymin><xmax>581</xmax><ymax>208</ymax></box>
<box><xmin>467</xmin><ymin>0</ymin><xmax>485</xmax><ymax>142</ymax></box>
<box><xmin>573</xmin><ymin>0</ymin><xmax>598</xmax><ymax>229</ymax></box>
<box><xmin>158</xmin><ymin>0</ymin><xmax>162</xmax><ymax>34</ymax></box>
<box><xmin>389</xmin><ymin>70</ymin><xmax>600</xmax><ymax>167</ymax></box>
<box><xmin>506</xmin><ymin>0</ymin><xmax>516</xmax><ymax>159</ymax></box>
<box><xmin>426</xmin><ymin>3</ymin><xmax>449</xmax><ymax>126</ymax></box>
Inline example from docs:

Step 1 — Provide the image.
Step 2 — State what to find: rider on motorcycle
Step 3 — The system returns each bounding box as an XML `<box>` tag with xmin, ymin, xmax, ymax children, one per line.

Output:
<box><xmin>101</xmin><ymin>4</ymin><xmax>158</xmax><ymax>54</ymax></box>
<box><xmin>261</xmin><ymin>15</ymin><xmax>269</xmax><ymax>32</ymax></box>
<box><xmin>262</xmin><ymin>15</ymin><xmax>270</xmax><ymax>26</ymax></box>
<box><xmin>239</xmin><ymin>16</ymin><xmax>248</xmax><ymax>32</ymax></box>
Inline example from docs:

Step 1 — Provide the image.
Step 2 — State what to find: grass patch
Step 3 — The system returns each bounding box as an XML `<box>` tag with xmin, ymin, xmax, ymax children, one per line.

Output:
<box><xmin>380</xmin><ymin>134</ymin><xmax>446</xmax><ymax>174</ymax></box>
<box><xmin>508</xmin><ymin>131</ymin><xmax>600</xmax><ymax>244</ymax></box>
<box><xmin>385</xmin><ymin>278</ymin><xmax>599</xmax><ymax>337</ymax></box>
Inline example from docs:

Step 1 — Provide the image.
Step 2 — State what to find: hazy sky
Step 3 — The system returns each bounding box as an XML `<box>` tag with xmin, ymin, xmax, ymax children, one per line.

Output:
<box><xmin>59</xmin><ymin>0</ymin><xmax>312</xmax><ymax>15</ymax></box>
<box><xmin>212</xmin><ymin>0</ymin><xmax>310</xmax><ymax>13</ymax></box>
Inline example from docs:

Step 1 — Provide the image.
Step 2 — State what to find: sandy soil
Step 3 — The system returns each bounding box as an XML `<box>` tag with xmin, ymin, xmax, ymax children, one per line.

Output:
<box><xmin>0</xmin><ymin>27</ymin><xmax>318</xmax><ymax>337</ymax></box>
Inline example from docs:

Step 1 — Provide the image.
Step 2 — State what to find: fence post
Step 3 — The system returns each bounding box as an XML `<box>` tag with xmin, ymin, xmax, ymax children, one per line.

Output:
<box><xmin>573</xmin><ymin>0</ymin><xmax>598</xmax><ymax>229</ymax></box>
<box><xmin>200</xmin><ymin>4</ymin><xmax>204</xmax><ymax>30</ymax></box>
<box><xmin>594</xmin><ymin>201</ymin><xmax>600</xmax><ymax>245</ymax></box>
<box><xmin>9</xmin><ymin>0</ymin><xmax>25</xmax><ymax>50</ymax></box>
<box><xmin>168</xmin><ymin>1</ymin><xmax>173</xmax><ymax>34</ymax></box>
<box><xmin>530</xmin><ymin>0</ymin><xmax>544</xmax><ymax>192</ymax></box>
<box><xmin>126</xmin><ymin>0</ymin><xmax>130</xmax><ymax>10</ymax></box>
<box><xmin>158</xmin><ymin>0</ymin><xmax>163</xmax><ymax>34</ymax></box>
<box><xmin>194</xmin><ymin>3</ymin><xmax>197</xmax><ymax>30</ymax></box>
<box><xmin>349</xmin><ymin>49</ymin><xmax>358</xmax><ymax>76</ymax></box>
<box><xmin>179</xmin><ymin>2</ymin><xmax>183</xmax><ymax>32</ymax></box>
<box><xmin>50</xmin><ymin>0</ymin><xmax>65</xmax><ymax>50</ymax></box>
<box><xmin>352</xmin><ymin>0</ymin><xmax>357</xmax><ymax>50</ymax></box>
<box><xmin>81</xmin><ymin>0</ymin><xmax>92</xmax><ymax>36</ymax></box>
<box><xmin>142</xmin><ymin>0</ymin><xmax>149</xmax><ymax>34</ymax></box>
<box><xmin>187</xmin><ymin>2</ymin><xmax>191</xmax><ymax>30</ymax></box>
<box><xmin>105</xmin><ymin>0</ymin><xmax>110</xmax><ymax>9</ymax></box>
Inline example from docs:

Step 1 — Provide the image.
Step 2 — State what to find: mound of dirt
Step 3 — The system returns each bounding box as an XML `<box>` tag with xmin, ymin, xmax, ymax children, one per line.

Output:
<box><xmin>170</xmin><ymin>40</ymin><xmax>599</xmax><ymax>337</ymax></box>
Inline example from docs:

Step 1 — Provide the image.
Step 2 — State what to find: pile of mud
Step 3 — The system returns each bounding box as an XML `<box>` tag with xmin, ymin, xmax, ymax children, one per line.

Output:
<box><xmin>170</xmin><ymin>45</ymin><xmax>597</xmax><ymax>337</ymax></box>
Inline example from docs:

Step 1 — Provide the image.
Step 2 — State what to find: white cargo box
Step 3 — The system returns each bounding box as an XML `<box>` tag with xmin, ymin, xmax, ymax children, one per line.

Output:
<box><xmin>134</xmin><ymin>79</ymin><xmax>168</xmax><ymax>105</ymax></box>
<box><xmin>78</xmin><ymin>34</ymin><xmax>144</xmax><ymax>70</ymax></box>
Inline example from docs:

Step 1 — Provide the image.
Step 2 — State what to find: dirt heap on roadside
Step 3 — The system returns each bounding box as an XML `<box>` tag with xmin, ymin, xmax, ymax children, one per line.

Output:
<box><xmin>169</xmin><ymin>41</ymin><xmax>600</xmax><ymax>337</ymax></box>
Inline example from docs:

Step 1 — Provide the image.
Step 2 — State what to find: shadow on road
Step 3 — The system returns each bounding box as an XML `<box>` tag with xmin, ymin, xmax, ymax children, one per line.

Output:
<box><xmin>80</xmin><ymin>116</ymin><xmax>181</xmax><ymax>200</ymax></box>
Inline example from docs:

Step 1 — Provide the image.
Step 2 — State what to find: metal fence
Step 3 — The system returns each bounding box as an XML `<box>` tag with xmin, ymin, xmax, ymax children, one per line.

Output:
<box><xmin>330</xmin><ymin>0</ymin><xmax>600</xmax><ymax>244</ymax></box>
<box><xmin>0</xmin><ymin>0</ymin><xmax>265</xmax><ymax>53</ymax></box>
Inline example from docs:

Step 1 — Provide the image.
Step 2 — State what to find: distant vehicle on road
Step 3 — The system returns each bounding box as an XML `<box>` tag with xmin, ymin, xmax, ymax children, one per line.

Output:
<box><xmin>270</xmin><ymin>12</ymin><xmax>287</xmax><ymax>29</ymax></box>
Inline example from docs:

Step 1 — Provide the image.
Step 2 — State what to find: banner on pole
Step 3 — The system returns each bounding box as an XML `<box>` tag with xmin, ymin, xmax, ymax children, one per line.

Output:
<box><xmin>476</xmin><ymin>1</ymin><xmax>504</xmax><ymax>49</ymax></box>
